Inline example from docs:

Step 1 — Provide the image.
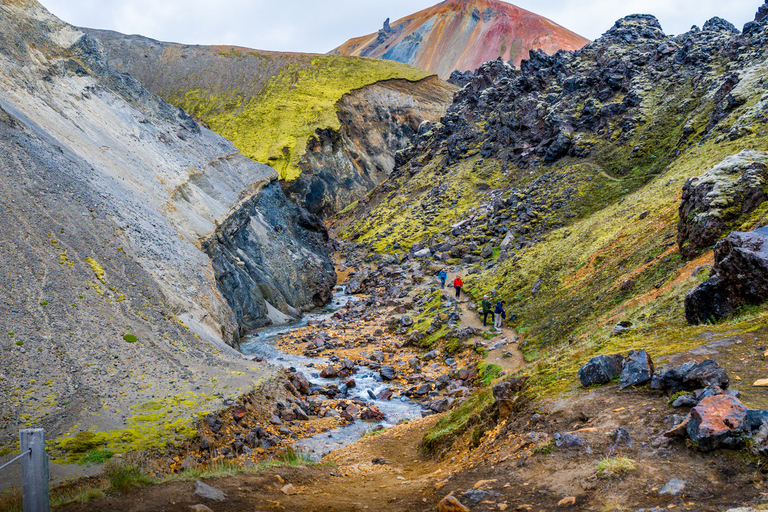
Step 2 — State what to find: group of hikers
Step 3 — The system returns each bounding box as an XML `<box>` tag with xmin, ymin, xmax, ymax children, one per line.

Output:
<box><xmin>436</xmin><ymin>268</ymin><xmax>508</xmax><ymax>330</ymax></box>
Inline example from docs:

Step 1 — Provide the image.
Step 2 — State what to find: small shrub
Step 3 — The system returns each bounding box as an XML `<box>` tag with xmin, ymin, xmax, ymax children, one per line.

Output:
<box><xmin>275</xmin><ymin>447</ymin><xmax>311</xmax><ymax>466</ymax></box>
<box><xmin>123</xmin><ymin>334</ymin><xmax>138</xmax><ymax>343</ymax></box>
<box><xmin>104</xmin><ymin>460</ymin><xmax>151</xmax><ymax>492</ymax></box>
<box><xmin>597</xmin><ymin>456</ymin><xmax>637</xmax><ymax>478</ymax></box>
<box><xmin>15</xmin><ymin>340</ymin><xmax>23</xmax><ymax>347</ymax></box>
<box><xmin>39</xmin><ymin>301</ymin><xmax>48</xmax><ymax>306</ymax></box>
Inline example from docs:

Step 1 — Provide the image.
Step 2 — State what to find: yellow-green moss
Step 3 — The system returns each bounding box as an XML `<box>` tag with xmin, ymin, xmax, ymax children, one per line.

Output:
<box><xmin>85</xmin><ymin>257</ymin><xmax>106</xmax><ymax>283</ymax></box>
<box><xmin>422</xmin><ymin>388</ymin><xmax>495</xmax><ymax>453</ymax></box>
<box><xmin>54</xmin><ymin>392</ymin><xmax>216</xmax><ymax>462</ymax></box>
<box><xmin>170</xmin><ymin>55</ymin><xmax>431</xmax><ymax>181</ymax></box>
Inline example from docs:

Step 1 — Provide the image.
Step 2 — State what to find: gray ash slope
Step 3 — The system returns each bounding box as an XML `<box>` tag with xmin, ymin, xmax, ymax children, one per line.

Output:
<box><xmin>0</xmin><ymin>0</ymin><xmax>334</xmax><ymax>448</ymax></box>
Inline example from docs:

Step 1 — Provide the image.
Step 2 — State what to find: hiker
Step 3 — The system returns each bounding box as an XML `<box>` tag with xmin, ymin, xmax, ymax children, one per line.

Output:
<box><xmin>481</xmin><ymin>295</ymin><xmax>494</xmax><ymax>327</ymax></box>
<box><xmin>453</xmin><ymin>275</ymin><xmax>463</xmax><ymax>298</ymax></box>
<box><xmin>494</xmin><ymin>300</ymin><xmax>506</xmax><ymax>330</ymax></box>
<box><xmin>437</xmin><ymin>268</ymin><xmax>447</xmax><ymax>288</ymax></box>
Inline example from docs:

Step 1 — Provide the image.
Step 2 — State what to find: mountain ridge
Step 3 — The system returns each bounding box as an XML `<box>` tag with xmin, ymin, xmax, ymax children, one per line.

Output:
<box><xmin>332</xmin><ymin>0</ymin><xmax>590</xmax><ymax>78</ymax></box>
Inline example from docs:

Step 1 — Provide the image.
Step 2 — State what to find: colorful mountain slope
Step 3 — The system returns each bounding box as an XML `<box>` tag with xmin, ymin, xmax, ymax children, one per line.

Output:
<box><xmin>331</xmin><ymin>0</ymin><xmax>590</xmax><ymax>78</ymax></box>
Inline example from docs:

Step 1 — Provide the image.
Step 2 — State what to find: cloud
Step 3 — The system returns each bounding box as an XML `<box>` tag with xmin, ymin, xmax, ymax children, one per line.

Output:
<box><xmin>39</xmin><ymin>0</ymin><xmax>761</xmax><ymax>53</ymax></box>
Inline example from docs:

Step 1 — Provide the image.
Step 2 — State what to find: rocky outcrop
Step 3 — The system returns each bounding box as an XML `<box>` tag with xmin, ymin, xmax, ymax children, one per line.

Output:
<box><xmin>331</xmin><ymin>0</ymin><xmax>589</xmax><ymax>78</ymax></box>
<box><xmin>685</xmin><ymin>227</ymin><xmax>768</xmax><ymax>324</ymax></box>
<box><xmin>0</xmin><ymin>0</ymin><xmax>332</xmax><ymax>445</ymax></box>
<box><xmin>678</xmin><ymin>150</ymin><xmax>768</xmax><ymax>259</ymax></box>
<box><xmin>203</xmin><ymin>179</ymin><xmax>336</xmax><ymax>334</ymax></box>
<box><xmin>284</xmin><ymin>77</ymin><xmax>455</xmax><ymax>217</ymax></box>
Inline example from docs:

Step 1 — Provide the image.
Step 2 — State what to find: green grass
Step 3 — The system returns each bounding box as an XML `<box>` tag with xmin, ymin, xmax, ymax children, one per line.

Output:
<box><xmin>78</xmin><ymin>449</ymin><xmax>114</xmax><ymax>465</ymax></box>
<box><xmin>423</xmin><ymin>388</ymin><xmax>495</xmax><ymax>453</ymax></box>
<box><xmin>597</xmin><ymin>456</ymin><xmax>637</xmax><ymax>478</ymax></box>
<box><xmin>104</xmin><ymin>460</ymin><xmax>152</xmax><ymax>493</ymax></box>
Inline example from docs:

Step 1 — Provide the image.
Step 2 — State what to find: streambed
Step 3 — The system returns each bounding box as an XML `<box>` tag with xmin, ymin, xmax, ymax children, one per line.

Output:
<box><xmin>239</xmin><ymin>288</ymin><xmax>424</xmax><ymax>461</ymax></box>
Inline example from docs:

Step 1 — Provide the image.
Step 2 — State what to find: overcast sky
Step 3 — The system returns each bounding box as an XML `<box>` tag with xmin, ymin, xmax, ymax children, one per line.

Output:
<box><xmin>39</xmin><ymin>0</ymin><xmax>762</xmax><ymax>53</ymax></box>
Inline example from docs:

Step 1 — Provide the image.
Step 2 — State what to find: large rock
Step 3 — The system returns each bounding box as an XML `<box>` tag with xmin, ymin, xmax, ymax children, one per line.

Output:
<box><xmin>685</xmin><ymin>228</ymin><xmax>768</xmax><ymax>324</ymax></box>
<box><xmin>578</xmin><ymin>354</ymin><xmax>625</xmax><ymax>386</ymax></box>
<box><xmin>687</xmin><ymin>395</ymin><xmax>749</xmax><ymax>451</ymax></box>
<box><xmin>346</xmin><ymin>267</ymin><xmax>371</xmax><ymax>294</ymax></box>
<box><xmin>619</xmin><ymin>350</ymin><xmax>654</xmax><ymax>389</ymax></box>
<box><xmin>678</xmin><ymin>150</ymin><xmax>768</xmax><ymax>259</ymax></box>
<box><xmin>656</xmin><ymin>360</ymin><xmax>729</xmax><ymax>393</ymax></box>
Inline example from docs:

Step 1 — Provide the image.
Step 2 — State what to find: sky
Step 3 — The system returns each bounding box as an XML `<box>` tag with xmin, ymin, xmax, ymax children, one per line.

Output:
<box><xmin>39</xmin><ymin>0</ymin><xmax>763</xmax><ymax>54</ymax></box>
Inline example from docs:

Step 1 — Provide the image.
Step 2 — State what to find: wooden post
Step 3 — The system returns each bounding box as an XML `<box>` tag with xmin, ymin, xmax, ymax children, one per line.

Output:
<box><xmin>20</xmin><ymin>429</ymin><xmax>49</xmax><ymax>512</ymax></box>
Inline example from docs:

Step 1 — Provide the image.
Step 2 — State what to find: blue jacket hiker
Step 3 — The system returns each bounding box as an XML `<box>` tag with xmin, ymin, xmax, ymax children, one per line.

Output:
<box><xmin>437</xmin><ymin>268</ymin><xmax>447</xmax><ymax>288</ymax></box>
<box><xmin>494</xmin><ymin>300</ymin><xmax>506</xmax><ymax>330</ymax></box>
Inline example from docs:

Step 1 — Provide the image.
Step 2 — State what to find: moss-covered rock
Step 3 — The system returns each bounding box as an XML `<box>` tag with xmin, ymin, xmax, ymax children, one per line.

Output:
<box><xmin>678</xmin><ymin>150</ymin><xmax>768</xmax><ymax>259</ymax></box>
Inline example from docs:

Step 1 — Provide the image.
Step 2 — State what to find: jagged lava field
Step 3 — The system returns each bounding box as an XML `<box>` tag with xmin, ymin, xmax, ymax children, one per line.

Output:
<box><xmin>4</xmin><ymin>0</ymin><xmax>768</xmax><ymax>511</ymax></box>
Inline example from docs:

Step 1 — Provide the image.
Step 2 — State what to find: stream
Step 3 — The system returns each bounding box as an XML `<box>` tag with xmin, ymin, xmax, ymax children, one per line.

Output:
<box><xmin>239</xmin><ymin>287</ymin><xmax>424</xmax><ymax>461</ymax></box>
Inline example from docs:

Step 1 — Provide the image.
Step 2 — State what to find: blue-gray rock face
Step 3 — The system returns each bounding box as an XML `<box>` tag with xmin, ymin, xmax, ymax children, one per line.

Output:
<box><xmin>619</xmin><ymin>350</ymin><xmax>655</xmax><ymax>389</ymax></box>
<box><xmin>203</xmin><ymin>178</ymin><xmax>336</xmax><ymax>335</ymax></box>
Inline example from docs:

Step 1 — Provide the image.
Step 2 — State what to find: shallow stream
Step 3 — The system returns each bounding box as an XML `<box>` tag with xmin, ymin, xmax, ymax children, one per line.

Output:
<box><xmin>239</xmin><ymin>288</ymin><xmax>423</xmax><ymax>461</ymax></box>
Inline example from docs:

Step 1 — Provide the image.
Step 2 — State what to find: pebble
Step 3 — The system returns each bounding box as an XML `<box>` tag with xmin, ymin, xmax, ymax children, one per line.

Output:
<box><xmin>558</xmin><ymin>496</ymin><xmax>577</xmax><ymax>507</ymax></box>
<box><xmin>280</xmin><ymin>483</ymin><xmax>298</xmax><ymax>495</ymax></box>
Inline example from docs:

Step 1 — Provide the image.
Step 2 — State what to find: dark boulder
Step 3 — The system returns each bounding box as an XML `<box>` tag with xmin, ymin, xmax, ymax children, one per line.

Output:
<box><xmin>619</xmin><ymin>349</ymin><xmax>654</xmax><ymax>389</ymax></box>
<box><xmin>687</xmin><ymin>394</ymin><xmax>749</xmax><ymax>451</ymax></box>
<box><xmin>380</xmin><ymin>365</ymin><xmax>397</xmax><ymax>381</ymax></box>
<box><xmin>578</xmin><ymin>354</ymin><xmax>625</xmax><ymax>386</ymax></box>
<box><xmin>685</xmin><ymin>228</ymin><xmax>768</xmax><ymax>325</ymax></box>
<box><xmin>702</xmin><ymin>17</ymin><xmax>739</xmax><ymax>33</ymax></box>
<box><xmin>554</xmin><ymin>432</ymin><xmax>585</xmax><ymax>448</ymax></box>
<box><xmin>656</xmin><ymin>359</ymin><xmax>729</xmax><ymax>393</ymax></box>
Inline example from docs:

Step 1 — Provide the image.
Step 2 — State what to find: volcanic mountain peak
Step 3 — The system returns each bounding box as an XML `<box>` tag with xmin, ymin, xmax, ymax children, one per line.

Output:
<box><xmin>332</xmin><ymin>0</ymin><xmax>590</xmax><ymax>78</ymax></box>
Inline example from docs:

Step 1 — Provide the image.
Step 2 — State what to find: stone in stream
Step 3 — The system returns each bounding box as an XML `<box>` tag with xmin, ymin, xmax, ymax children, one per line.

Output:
<box><xmin>360</xmin><ymin>405</ymin><xmax>386</xmax><ymax>421</ymax></box>
<box><xmin>619</xmin><ymin>349</ymin><xmax>654</xmax><ymax>389</ymax></box>
<box><xmin>577</xmin><ymin>354</ymin><xmax>624</xmax><ymax>386</ymax></box>
<box><xmin>380</xmin><ymin>365</ymin><xmax>397</xmax><ymax>381</ymax></box>
<box><xmin>377</xmin><ymin>389</ymin><xmax>393</xmax><ymax>400</ymax></box>
<box><xmin>320</xmin><ymin>365</ymin><xmax>338</xmax><ymax>378</ymax></box>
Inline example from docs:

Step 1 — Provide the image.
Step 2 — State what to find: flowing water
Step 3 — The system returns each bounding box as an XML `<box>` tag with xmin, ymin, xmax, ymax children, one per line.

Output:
<box><xmin>239</xmin><ymin>288</ymin><xmax>424</xmax><ymax>461</ymax></box>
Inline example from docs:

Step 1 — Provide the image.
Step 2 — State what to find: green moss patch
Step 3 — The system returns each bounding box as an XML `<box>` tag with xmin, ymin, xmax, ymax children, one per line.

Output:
<box><xmin>422</xmin><ymin>388</ymin><xmax>495</xmax><ymax>453</ymax></box>
<box><xmin>55</xmin><ymin>392</ymin><xmax>215</xmax><ymax>462</ymax></box>
<box><xmin>169</xmin><ymin>55</ymin><xmax>431</xmax><ymax>181</ymax></box>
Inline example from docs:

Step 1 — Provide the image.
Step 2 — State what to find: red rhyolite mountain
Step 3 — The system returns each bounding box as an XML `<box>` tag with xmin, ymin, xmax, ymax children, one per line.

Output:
<box><xmin>331</xmin><ymin>0</ymin><xmax>590</xmax><ymax>78</ymax></box>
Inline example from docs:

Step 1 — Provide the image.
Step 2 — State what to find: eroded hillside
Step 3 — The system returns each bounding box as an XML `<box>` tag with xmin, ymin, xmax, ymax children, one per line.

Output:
<box><xmin>0</xmin><ymin>0</ymin><xmax>334</xmax><ymax>459</ymax></box>
<box><xmin>84</xmin><ymin>29</ymin><xmax>454</xmax><ymax>216</ymax></box>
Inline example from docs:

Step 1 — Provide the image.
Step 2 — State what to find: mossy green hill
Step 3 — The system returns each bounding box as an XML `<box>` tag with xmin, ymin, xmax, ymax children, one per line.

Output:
<box><xmin>84</xmin><ymin>30</ymin><xmax>432</xmax><ymax>182</ymax></box>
